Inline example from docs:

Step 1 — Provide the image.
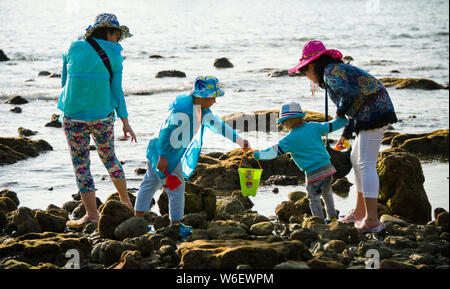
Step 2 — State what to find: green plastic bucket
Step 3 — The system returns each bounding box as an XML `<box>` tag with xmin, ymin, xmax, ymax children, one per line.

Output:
<box><xmin>238</xmin><ymin>168</ymin><xmax>263</xmax><ymax>197</ymax></box>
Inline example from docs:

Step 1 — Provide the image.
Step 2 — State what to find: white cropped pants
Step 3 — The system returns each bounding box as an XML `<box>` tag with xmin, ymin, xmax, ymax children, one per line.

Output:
<box><xmin>350</xmin><ymin>126</ymin><xmax>387</xmax><ymax>199</ymax></box>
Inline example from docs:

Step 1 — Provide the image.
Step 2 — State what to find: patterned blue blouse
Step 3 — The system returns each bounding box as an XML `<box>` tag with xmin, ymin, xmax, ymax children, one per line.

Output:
<box><xmin>324</xmin><ymin>63</ymin><xmax>397</xmax><ymax>138</ymax></box>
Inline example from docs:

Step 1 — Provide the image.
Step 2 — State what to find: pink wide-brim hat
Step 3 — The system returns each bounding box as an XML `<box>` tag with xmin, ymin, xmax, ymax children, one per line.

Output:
<box><xmin>288</xmin><ymin>40</ymin><xmax>343</xmax><ymax>74</ymax></box>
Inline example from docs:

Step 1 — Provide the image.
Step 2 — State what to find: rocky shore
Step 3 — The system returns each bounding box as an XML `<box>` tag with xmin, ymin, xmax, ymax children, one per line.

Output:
<box><xmin>1</xmin><ymin>144</ymin><xmax>449</xmax><ymax>269</ymax></box>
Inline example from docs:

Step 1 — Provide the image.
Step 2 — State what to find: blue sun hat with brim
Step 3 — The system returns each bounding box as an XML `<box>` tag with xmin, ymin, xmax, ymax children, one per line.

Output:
<box><xmin>191</xmin><ymin>76</ymin><xmax>225</xmax><ymax>98</ymax></box>
<box><xmin>277</xmin><ymin>102</ymin><xmax>306</xmax><ymax>124</ymax></box>
<box><xmin>84</xmin><ymin>13</ymin><xmax>133</xmax><ymax>42</ymax></box>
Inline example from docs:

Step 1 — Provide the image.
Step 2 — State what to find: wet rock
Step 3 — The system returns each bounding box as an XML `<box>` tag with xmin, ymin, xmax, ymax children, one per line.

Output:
<box><xmin>97</xmin><ymin>240</ymin><xmax>138</xmax><ymax>267</ymax></box>
<box><xmin>250</xmin><ymin>221</ymin><xmax>274</xmax><ymax>236</ymax></box>
<box><xmin>18</xmin><ymin>127</ymin><xmax>37</xmax><ymax>137</ymax></box>
<box><xmin>275</xmin><ymin>201</ymin><xmax>302</xmax><ymax>223</ymax></box>
<box><xmin>104</xmin><ymin>191</ymin><xmax>136</xmax><ymax>208</ymax></box>
<box><xmin>331</xmin><ymin>177</ymin><xmax>353</xmax><ymax>196</ymax></box>
<box><xmin>274</xmin><ymin>260</ymin><xmax>309</xmax><ymax>269</ymax></box>
<box><xmin>385</xmin><ymin>236</ymin><xmax>418</xmax><ymax>249</ymax></box>
<box><xmin>216</xmin><ymin>196</ymin><xmax>246</xmax><ymax>218</ymax></box>
<box><xmin>380</xmin><ymin>259</ymin><xmax>417</xmax><ymax>269</ymax></box>
<box><xmin>410</xmin><ymin>253</ymin><xmax>437</xmax><ymax>266</ymax></box>
<box><xmin>380</xmin><ymin>214</ymin><xmax>408</xmax><ymax>226</ymax></box>
<box><xmin>380</xmin><ymin>77</ymin><xmax>446</xmax><ymax>90</ymax></box>
<box><xmin>177</xmin><ymin>239</ymin><xmax>305</xmax><ymax>269</ymax></box>
<box><xmin>4</xmin><ymin>95</ymin><xmax>28</xmax><ymax>104</ymax></box>
<box><xmin>230</xmin><ymin>191</ymin><xmax>254</xmax><ymax>210</ymax></box>
<box><xmin>158</xmin><ymin>182</ymin><xmax>216</xmax><ymax>219</ymax></box>
<box><xmin>415</xmin><ymin>225</ymin><xmax>441</xmax><ymax>242</ymax></box>
<box><xmin>0</xmin><ymin>259</ymin><xmax>36</xmax><ymax>269</ymax></box>
<box><xmin>288</xmin><ymin>191</ymin><xmax>306</xmax><ymax>202</ymax></box>
<box><xmin>38</xmin><ymin>71</ymin><xmax>52</xmax><ymax>76</ymax></box>
<box><xmin>302</xmin><ymin>216</ymin><xmax>326</xmax><ymax>229</ymax></box>
<box><xmin>391</xmin><ymin>129</ymin><xmax>449</xmax><ymax>158</ymax></box>
<box><xmin>232</xmin><ymin>212</ymin><xmax>270</xmax><ymax>229</ymax></box>
<box><xmin>290</xmin><ymin>228</ymin><xmax>319</xmax><ymax>242</ymax></box>
<box><xmin>214</xmin><ymin>57</ymin><xmax>234</xmax><ymax>68</ymax></box>
<box><xmin>114</xmin><ymin>217</ymin><xmax>148</xmax><ymax>241</ymax></box>
<box><xmin>182</xmin><ymin>211</ymin><xmax>208</xmax><ymax>229</ymax></box>
<box><xmin>6</xmin><ymin>207</ymin><xmax>42</xmax><ymax>236</ymax></box>
<box><xmin>0</xmin><ymin>189</ymin><xmax>20</xmax><ymax>207</ymax></box>
<box><xmin>10</xmin><ymin>106</ymin><xmax>22</xmax><ymax>113</ymax></box>
<box><xmin>155</xmin><ymin>70</ymin><xmax>186</xmax><ymax>78</ymax></box>
<box><xmin>0</xmin><ymin>196</ymin><xmax>18</xmax><ymax>213</ymax></box>
<box><xmin>319</xmin><ymin>222</ymin><xmax>360</xmax><ymax>244</ymax></box>
<box><xmin>207</xmin><ymin>220</ymin><xmax>248</xmax><ymax>239</ymax></box>
<box><xmin>111</xmin><ymin>250</ymin><xmax>143</xmax><ymax>269</ymax></box>
<box><xmin>357</xmin><ymin>239</ymin><xmax>393</xmax><ymax>259</ymax></box>
<box><xmin>0</xmin><ymin>137</ymin><xmax>52</xmax><ymax>166</ymax></box>
<box><xmin>294</xmin><ymin>197</ymin><xmax>313</xmax><ymax>216</ymax></box>
<box><xmin>135</xmin><ymin>167</ymin><xmax>147</xmax><ymax>175</ymax></box>
<box><xmin>34</xmin><ymin>209</ymin><xmax>67</xmax><ymax>233</ymax></box>
<box><xmin>264</xmin><ymin>175</ymin><xmax>299</xmax><ymax>186</ymax></box>
<box><xmin>382</xmin><ymin>131</ymin><xmax>400</xmax><ymax>145</ymax></box>
<box><xmin>48</xmin><ymin>73</ymin><xmax>61</xmax><ymax>78</ymax></box>
<box><xmin>377</xmin><ymin>203</ymin><xmax>393</xmax><ymax>218</ymax></box>
<box><xmin>306</xmin><ymin>258</ymin><xmax>346</xmax><ymax>269</ymax></box>
<box><xmin>377</xmin><ymin>148</ymin><xmax>432</xmax><ymax>224</ymax></box>
<box><xmin>323</xmin><ymin>240</ymin><xmax>347</xmax><ymax>254</ymax></box>
<box><xmin>435</xmin><ymin>211</ymin><xmax>449</xmax><ymax>232</ymax></box>
<box><xmin>153</xmin><ymin>214</ymin><xmax>170</xmax><ymax>230</ymax></box>
<box><xmin>0</xmin><ymin>49</ymin><xmax>9</xmax><ymax>61</ymax></box>
<box><xmin>44</xmin><ymin>114</ymin><xmax>62</xmax><ymax>128</ymax></box>
<box><xmin>98</xmin><ymin>200</ymin><xmax>134</xmax><ymax>239</ymax></box>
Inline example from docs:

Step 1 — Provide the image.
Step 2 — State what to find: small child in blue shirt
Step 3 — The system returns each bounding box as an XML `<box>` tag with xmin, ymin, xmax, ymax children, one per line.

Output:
<box><xmin>253</xmin><ymin>102</ymin><xmax>348</xmax><ymax>222</ymax></box>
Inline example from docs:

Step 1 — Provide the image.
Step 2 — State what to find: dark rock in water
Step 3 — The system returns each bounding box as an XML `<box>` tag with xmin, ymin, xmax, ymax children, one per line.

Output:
<box><xmin>214</xmin><ymin>57</ymin><xmax>233</xmax><ymax>68</ymax></box>
<box><xmin>155</xmin><ymin>70</ymin><xmax>186</xmax><ymax>78</ymax></box>
<box><xmin>45</xmin><ymin>114</ymin><xmax>62</xmax><ymax>128</ymax></box>
<box><xmin>272</xmin><ymin>188</ymin><xmax>279</xmax><ymax>194</ymax></box>
<box><xmin>4</xmin><ymin>95</ymin><xmax>28</xmax><ymax>105</ymax></box>
<box><xmin>18</xmin><ymin>127</ymin><xmax>37</xmax><ymax>137</ymax></box>
<box><xmin>38</xmin><ymin>71</ymin><xmax>51</xmax><ymax>76</ymax></box>
<box><xmin>135</xmin><ymin>168</ymin><xmax>147</xmax><ymax>175</ymax></box>
<box><xmin>149</xmin><ymin>55</ymin><xmax>164</xmax><ymax>58</ymax></box>
<box><xmin>0</xmin><ymin>49</ymin><xmax>10</xmax><ymax>61</ymax></box>
<box><xmin>331</xmin><ymin>177</ymin><xmax>353</xmax><ymax>196</ymax></box>
<box><xmin>48</xmin><ymin>73</ymin><xmax>61</xmax><ymax>78</ymax></box>
<box><xmin>390</xmin><ymin>129</ymin><xmax>448</xmax><ymax>158</ymax></box>
<box><xmin>377</xmin><ymin>148</ymin><xmax>432</xmax><ymax>224</ymax></box>
<box><xmin>390</xmin><ymin>70</ymin><xmax>401</xmax><ymax>73</ymax></box>
<box><xmin>380</xmin><ymin>77</ymin><xmax>446</xmax><ymax>90</ymax></box>
<box><xmin>267</xmin><ymin>70</ymin><xmax>289</xmax><ymax>77</ymax></box>
<box><xmin>381</xmin><ymin>131</ymin><xmax>400</xmax><ymax>145</ymax></box>
<box><xmin>9</xmin><ymin>106</ymin><xmax>22</xmax><ymax>113</ymax></box>
<box><xmin>0</xmin><ymin>137</ymin><xmax>53</xmax><ymax>165</ymax></box>
<box><xmin>263</xmin><ymin>175</ymin><xmax>298</xmax><ymax>186</ymax></box>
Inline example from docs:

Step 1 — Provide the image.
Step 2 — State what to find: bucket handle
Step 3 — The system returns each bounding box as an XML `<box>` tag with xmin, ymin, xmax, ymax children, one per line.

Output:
<box><xmin>239</xmin><ymin>148</ymin><xmax>262</xmax><ymax>170</ymax></box>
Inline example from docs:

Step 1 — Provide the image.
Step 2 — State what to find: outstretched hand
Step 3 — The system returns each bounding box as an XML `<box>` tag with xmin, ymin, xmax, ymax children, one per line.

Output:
<box><xmin>123</xmin><ymin>124</ymin><xmax>137</xmax><ymax>143</ymax></box>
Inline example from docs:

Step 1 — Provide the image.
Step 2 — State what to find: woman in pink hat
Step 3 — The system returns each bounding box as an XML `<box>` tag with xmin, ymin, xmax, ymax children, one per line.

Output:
<box><xmin>289</xmin><ymin>40</ymin><xmax>398</xmax><ymax>233</ymax></box>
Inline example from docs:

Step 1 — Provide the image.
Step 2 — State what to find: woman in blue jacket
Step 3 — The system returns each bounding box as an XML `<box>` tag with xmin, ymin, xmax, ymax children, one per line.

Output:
<box><xmin>58</xmin><ymin>13</ymin><xmax>136</xmax><ymax>228</ymax></box>
<box><xmin>135</xmin><ymin>76</ymin><xmax>249</xmax><ymax>224</ymax></box>
<box><xmin>289</xmin><ymin>40</ymin><xmax>397</xmax><ymax>233</ymax></box>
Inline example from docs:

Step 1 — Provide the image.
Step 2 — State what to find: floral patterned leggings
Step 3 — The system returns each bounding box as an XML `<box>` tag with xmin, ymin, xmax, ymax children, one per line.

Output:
<box><xmin>63</xmin><ymin>113</ymin><xmax>125</xmax><ymax>194</ymax></box>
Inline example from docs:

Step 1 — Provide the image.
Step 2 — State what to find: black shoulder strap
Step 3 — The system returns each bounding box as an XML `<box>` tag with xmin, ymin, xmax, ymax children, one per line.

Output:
<box><xmin>86</xmin><ymin>38</ymin><xmax>113</xmax><ymax>84</ymax></box>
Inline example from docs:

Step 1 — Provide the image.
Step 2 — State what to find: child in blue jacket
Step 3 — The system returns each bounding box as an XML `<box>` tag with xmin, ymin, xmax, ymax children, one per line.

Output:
<box><xmin>253</xmin><ymin>102</ymin><xmax>347</xmax><ymax>223</ymax></box>
<box><xmin>135</xmin><ymin>76</ymin><xmax>249</xmax><ymax>224</ymax></box>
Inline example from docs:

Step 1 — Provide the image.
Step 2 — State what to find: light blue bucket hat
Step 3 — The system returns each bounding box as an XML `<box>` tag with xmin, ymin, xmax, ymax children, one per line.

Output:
<box><xmin>191</xmin><ymin>76</ymin><xmax>225</xmax><ymax>98</ymax></box>
<box><xmin>277</xmin><ymin>102</ymin><xmax>306</xmax><ymax>124</ymax></box>
<box><xmin>85</xmin><ymin>13</ymin><xmax>133</xmax><ymax>42</ymax></box>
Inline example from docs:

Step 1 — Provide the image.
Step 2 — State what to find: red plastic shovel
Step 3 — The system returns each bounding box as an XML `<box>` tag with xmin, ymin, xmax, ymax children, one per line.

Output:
<box><xmin>164</xmin><ymin>170</ymin><xmax>182</xmax><ymax>190</ymax></box>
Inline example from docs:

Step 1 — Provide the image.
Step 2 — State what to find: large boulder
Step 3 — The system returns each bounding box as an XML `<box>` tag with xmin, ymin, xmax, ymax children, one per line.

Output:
<box><xmin>377</xmin><ymin>148</ymin><xmax>432</xmax><ymax>224</ymax></box>
<box><xmin>114</xmin><ymin>217</ymin><xmax>149</xmax><ymax>241</ymax></box>
<box><xmin>155</xmin><ymin>70</ymin><xmax>186</xmax><ymax>78</ymax></box>
<box><xmin>0</xmin><ymin>49</ymin><xmax>9</xmax><ymax>61</ymax></box>
<box><xmin>190</xmin><ymin>149</ymin><xmax>302</xmax><ymax>192</ymax></box>
<box><xmin>3</xmin><ymin>95</ymin><xmax>28</xmax><ymax>104</ymax></box>
<box><xmin>0</xmin><ymin>137</ymin><xmax>53</xmax><ymax>165</ymax></box>
<box><xmin>5</xmin><ymin>207</ymin><xmax>42</xmax><ymax>236</ymax></box>
<box><xmin>98</xmin><ymin>200</ymin><xmax>134</xmax><ymax>239</ymax></box>
<box><xmin>380</xmin><ymin>77</ymin><xmax>447</xmax><ymax>90</ymax></box>
<box><xmin>158</xmin><ymin>182</ymin><xmax>217</xmax><ymax>220</ymax></box>
<box><xmin>213</xmin><ymin>57</ymin><xmax>234</xmax><ymax>68</ymax></box>
<box><xmin>177</xmin><ymin>239</ymin><xmax>305</xmax><ymax>269</ymax></box>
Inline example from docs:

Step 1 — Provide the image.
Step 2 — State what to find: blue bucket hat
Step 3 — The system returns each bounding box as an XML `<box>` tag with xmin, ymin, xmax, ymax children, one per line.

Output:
<box><xmin>277</xmin><ymin>102</ymin><xmax>306</xmax><ymax>124</ymax></box>
<box><xmin>191</xmin><ymin>76</ymin><xmax>225</xmax><ymax>98</ymax></box>
<box><xmin>85</xmin><ymin>13</ymin><xmax>133</xmax><ymax>42</ymax></box>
